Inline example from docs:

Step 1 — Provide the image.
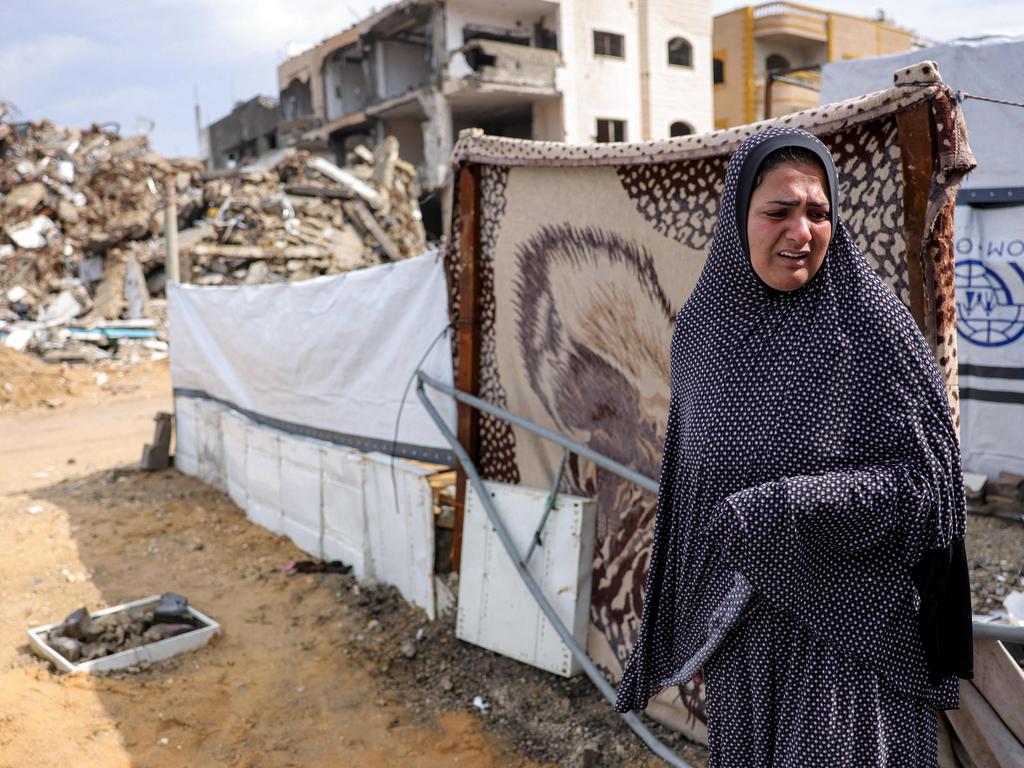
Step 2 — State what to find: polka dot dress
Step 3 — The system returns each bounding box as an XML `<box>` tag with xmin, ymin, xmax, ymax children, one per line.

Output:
<box><xmin>612</xmin><ymin>128</ymin><xmax>970</xmax><ymax>766</ymax></box>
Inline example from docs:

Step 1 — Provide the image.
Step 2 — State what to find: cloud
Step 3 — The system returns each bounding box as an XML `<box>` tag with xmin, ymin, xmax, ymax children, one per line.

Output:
<box><xmin>154</xmin><ymin>0</ymin><xmax>369</xmax><ymax>62</ymax></box>
<box><xmin>0</xmin><ymin>34</ymin><xmax>100</xmax><ymax>100</ymax></box>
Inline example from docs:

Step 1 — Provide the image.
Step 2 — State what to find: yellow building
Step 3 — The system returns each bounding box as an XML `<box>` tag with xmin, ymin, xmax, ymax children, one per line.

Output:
<box><xmin>712</xmin><ymin>3</ymin><xmax>915</xmax><ymax>128</ymax></box>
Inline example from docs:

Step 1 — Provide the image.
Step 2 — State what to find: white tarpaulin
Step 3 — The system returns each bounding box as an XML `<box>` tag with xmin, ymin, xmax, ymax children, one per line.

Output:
<box><xmin>167</xmin><ymin>253</ymin><xmax>455</xmax><ymax>463</ymax></box>
<box><xmin>820</xmin><ymin>36</ymin><xmax>1024</xmax><ymax>191</ymax></box>
<box><xmin>954</xmin><ymin>204</ymin><xmax>1024</xmax><ymax>476</ymax></box>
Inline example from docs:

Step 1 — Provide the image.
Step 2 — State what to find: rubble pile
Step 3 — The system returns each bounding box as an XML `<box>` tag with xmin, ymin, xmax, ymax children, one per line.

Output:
<box><xmin>0</xmin><ymin>106</ymin><xmax>430</xmax><ymax>364</ymax></box>
<box><xmin>187</xmin><ymin>137</ymin><xmax>428</xmax><ymax>285</ymax></box>
<box><xmin>0</xmin><ymin>109</ymin><xmax>203</xmax><ymax>362</ymax></box>
<box><xmin>43</xmin><ymin>593</ymin><xmax>201</xmax><ymax>665</ymax></box>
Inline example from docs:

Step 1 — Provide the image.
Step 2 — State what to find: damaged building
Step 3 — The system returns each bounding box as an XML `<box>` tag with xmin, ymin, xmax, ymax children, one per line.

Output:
<box><xmin>274</xmin><ymin>0</ymin><xmax>713</xmax><ymax>192</ymax></box>
<box><xmin>204</xmin><ymin>95</ymin><xmax>281</xmax><ymax>171</ymax></box>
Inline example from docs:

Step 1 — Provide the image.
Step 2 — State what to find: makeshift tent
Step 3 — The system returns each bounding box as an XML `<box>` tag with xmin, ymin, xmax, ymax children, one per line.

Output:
<box><xmin>168</xmin><ymin>253</ymin><xmax>456</xmax><ymax>617</ymax></box>
<box><xmin>445</xmin><ymin>61</ymin><xmax>972</xmax><ymax>741</ymax></box>
<box><xmin>822</xmin><ymin>37</ymin><xmax>1024</xmax><ymax>478</ymax></box>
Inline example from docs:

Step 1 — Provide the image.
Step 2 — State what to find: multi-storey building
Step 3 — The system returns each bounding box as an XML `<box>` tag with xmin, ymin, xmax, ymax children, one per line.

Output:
<box><xmin>712</xmin><ymin>3</ymin><xmax>915</xmax><ymax>128</ymax></box>
<box><xmin>274</xmin><ymin>0</ymin><xmax>713</xmax><ymax>191</ymax></box>
<box><xmin>204</xmin><ymin>96</ymin><xmax>281</xmax><ymax>170</ymax></box>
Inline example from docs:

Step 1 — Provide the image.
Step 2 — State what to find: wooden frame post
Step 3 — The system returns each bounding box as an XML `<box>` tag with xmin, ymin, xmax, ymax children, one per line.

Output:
<box><xmin>897</xmin><ymin>101</ymin><xmax>937</xmax><ymax>346</ymax></box>
<box><xmin>452</xmin><ymin>164</ymin><xmax>482</xmax><ymax>573</ymax></box>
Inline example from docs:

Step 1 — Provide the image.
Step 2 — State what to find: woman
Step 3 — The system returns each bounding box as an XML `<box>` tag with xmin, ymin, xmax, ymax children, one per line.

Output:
<box><xmin>613</xmin><ymin>127</ymin><xmax>973</xmax><ymax>766</ymax></box>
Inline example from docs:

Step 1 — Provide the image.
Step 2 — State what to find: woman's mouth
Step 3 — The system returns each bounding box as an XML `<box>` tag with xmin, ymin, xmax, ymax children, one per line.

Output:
<box><xmin>777</xmin><ymin>250</ymin><xmax>808</xmax><ymax>263</ymax></box>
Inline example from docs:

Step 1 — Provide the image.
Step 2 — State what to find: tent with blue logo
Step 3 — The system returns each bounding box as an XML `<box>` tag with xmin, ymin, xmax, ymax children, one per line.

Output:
<box><xmin>822</xmin><ymin>36</ymin><xmax>1024</xmax><ymax>478</ymax></box>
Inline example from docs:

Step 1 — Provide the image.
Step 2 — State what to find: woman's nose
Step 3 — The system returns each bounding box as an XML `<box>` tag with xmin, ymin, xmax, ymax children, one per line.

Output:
<box><xmin>786</xmin><ymin>215</ymin><xmax>812</xmax><ymax>243</ymax></box>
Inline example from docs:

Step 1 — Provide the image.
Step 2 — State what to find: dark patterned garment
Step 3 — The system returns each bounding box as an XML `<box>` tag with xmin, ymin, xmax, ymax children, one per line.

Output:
<box><xmin>612</xmin><ymin>128</ymin><xmax>972</xmax><ymax>765</ymax></box>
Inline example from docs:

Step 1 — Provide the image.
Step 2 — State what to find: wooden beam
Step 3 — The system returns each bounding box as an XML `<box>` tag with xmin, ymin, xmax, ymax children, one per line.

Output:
<box><xmin>452</xmin><ymin>164</ymin><xmax>482</xmax><ymax>574</ymax></box>
<box><xmin>897</xmin><ymin>101</ymin><xmax>937</xmax><ymax>345</ymax></box>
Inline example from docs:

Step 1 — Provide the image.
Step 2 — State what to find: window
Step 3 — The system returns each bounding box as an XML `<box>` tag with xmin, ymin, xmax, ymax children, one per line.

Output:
<box><xmin>766</xmin><ymin>53</ymin><xmax>791</xmax><ymax>72</ymax></box>
<box><xmin>596</xmin><ymin>118</ymin><xmax>626</xmax><ymax>143</ymax></box>
<box><xmin>593</xmin><ymin>30</ymin><xmax>624</xmax><ymax>58</ymax></box>
<box><xmin>669</xmin><ymin>121</ymin><xmax>694</xmax><ymax>137</ymax></box>
<box><xmin>667</xmin><ymin>37</ymin><xmax>692</xmax><ymax>68</ymax></box>
<box><xmin>713</xmin><ymin>57</ymin><xmax>725</xmax><ymax>84</ymax></box>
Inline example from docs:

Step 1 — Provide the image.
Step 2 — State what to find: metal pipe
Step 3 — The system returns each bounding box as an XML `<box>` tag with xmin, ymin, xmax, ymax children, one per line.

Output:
<box><xmin>417</xmin><ymin>371</ymin><xmax>659</xmax><ymax>495</ymax></box>
<box><xmin>418</xmin><ymin>373</ymin><xmax>1009</xmax><ymax>762</ymax></box>
<box><xmin>526</xmin><ymin>448</ymin><xmax>568</xmax><ymax>565</ymax></box>
<box><xmin>415</xmin><ymin>377</ymin><xmax>693</xmax><ymax>768</ymax></box>
<box><xmin>972</xmin><ymin>620</ymin><xmax>1024</xmax><ymax>643</ymax></box>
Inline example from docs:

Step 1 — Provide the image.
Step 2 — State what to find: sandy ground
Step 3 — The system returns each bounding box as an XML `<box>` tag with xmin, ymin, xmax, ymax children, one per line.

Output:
<box><xmin>0</xmin><ymin>357</ymin><xmax>702</xmax><ymax>768</ymax></box>
<box><xmin>5</xmin><ymin>353</ymin><xmax>1016</xmax><ymax>767</ymax></box>
<box><xmin>0</xmin><ymin>360</ymin><xmax>543</xmax><ymax>767</ymax></box>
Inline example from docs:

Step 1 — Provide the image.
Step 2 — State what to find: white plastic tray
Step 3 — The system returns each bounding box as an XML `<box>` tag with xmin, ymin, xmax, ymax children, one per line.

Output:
<box><xmin>28</xmin><ymin>595</ymin><xmax>220</xmax><ymax>674</ymax></box>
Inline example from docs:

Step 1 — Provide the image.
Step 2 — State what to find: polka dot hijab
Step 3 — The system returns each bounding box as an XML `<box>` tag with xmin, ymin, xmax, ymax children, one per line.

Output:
<box><xmin>613</xmin><ymin>127</ymin><xmax>972</xmax><ymax>714</ymax></box>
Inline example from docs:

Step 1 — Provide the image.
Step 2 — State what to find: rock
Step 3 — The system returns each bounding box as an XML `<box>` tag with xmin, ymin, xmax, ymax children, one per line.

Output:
<box><xmin>141</xmin><ymin>623</ymin><xmax>196</xmax><ymax>644</ymax></box>
<box><xmin>569</xmin><ymin>741</ymin><xmax>601</xmax><ymax>768</ymax></box>
<box><xmin>57</xmin><ymin>607</ymin><xmax>102</xmax><ymax>641</ymax></box>
<box><xmin>400</xmin><ymin>641</ymin><xmax>416</xmax><ymax>659</ymax></box>
<box><xmin>153</xmin><ymin>592</ymin><xmax>189</xmax><ymax>623</ymax></box>
<box><xmin>48</xmin><ymin>635</ymin><xmax>81</xmax><ymax>662</ymax></box>
<box><xmin>79</xmin><ymin>642</ymin><xmax>109</xmax><ymax>661</ymax></box>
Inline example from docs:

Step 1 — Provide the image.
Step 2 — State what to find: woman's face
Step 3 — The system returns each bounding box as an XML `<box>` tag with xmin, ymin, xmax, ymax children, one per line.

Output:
<box><xmin>746</xmin><ymin>161</ymin><xmax>831</xmax><ymax>292</ymax></box>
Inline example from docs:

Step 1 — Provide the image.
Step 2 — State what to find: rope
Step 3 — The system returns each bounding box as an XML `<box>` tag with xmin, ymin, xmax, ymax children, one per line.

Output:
<box><xmin>955</xmin><ymin>90</ymin><xmax>1024</xmax><ymax>109</ymax></box>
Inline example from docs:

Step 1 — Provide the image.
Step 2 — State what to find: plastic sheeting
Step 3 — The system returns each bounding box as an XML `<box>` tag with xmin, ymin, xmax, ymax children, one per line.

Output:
<box><xmin>954</xmin><ymin>204</ymin><xmax>1024</xmax><ymax>476</ymax></box>
<box><xmin>820</xmin><ymin>36</ymin><xmax>1024</xmax><ymax>191</ymax></box>
<box><xmin>176</xmin><ymin>397</ymin><xmax>436</xmax><ymax>618</ymax></box>
<box><xmin>167</xmin><ymin>253</ymin><xmax>455</xmax><ymax>463</ymax></box>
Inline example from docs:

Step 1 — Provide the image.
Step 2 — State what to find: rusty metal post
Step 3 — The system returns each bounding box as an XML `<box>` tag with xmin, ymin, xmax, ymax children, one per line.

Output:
<box><xmin>452</xmin><ymin>164</ymin><xmax>482</xmax><ymax>573</ymax></box>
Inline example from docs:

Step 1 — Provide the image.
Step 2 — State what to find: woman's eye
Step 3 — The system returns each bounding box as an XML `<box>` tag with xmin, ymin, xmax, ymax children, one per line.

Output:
<box><xmin>765</xmin><ymin>211</ymin><xmax>786</xmax><ymax>219</ymax></box>
<box><xmin>811</xmin><ymin>211</ymin><xmax>830</xmax><ymax>221</ymax></box>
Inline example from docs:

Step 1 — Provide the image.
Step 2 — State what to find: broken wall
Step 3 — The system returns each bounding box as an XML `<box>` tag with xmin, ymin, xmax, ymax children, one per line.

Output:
<box><xmin>377</xmin><ymin>40</ymin><xmax>429</xmax><ymax>100</ymax></box>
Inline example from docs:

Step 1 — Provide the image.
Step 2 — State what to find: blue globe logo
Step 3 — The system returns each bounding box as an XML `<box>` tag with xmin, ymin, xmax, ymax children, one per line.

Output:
<box><xmin>955</xmin><ymin>260</ymin><xmax>1024</xmax><ymax>348</ymax></box>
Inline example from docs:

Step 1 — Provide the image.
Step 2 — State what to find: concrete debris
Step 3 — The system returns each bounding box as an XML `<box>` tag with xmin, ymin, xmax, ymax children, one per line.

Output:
<box><xmin>0</xmin><ymin>119</ymin><xmax>200</xmax><ymax>363</ymax></box>
<box><xmin>185</xmin><ymin>145</ymin><xmax>427</xmax><ymax>286</ymax></box>
<box><xmin>1</xmin><ymin>116</ymin><xmax>430</xmax><ymax>364</ymax></box>
<box><xmin>45</xmin><ymin>595</ymin><xmax>202</xmax><ymax>664</ymax></box>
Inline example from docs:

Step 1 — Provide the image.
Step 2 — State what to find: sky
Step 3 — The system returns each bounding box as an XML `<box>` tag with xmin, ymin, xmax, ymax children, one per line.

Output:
<box><xmin>1</xmin><ymin>0</ymin><xmax>1021</xmax><ymax>158</ymax></box>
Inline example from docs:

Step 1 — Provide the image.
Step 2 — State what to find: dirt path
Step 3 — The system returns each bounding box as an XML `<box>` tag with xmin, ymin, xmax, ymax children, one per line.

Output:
<box><xmin>0</xmin><ymin>361</ymin><xmax>552</xmax><ymax>768</ymax></box>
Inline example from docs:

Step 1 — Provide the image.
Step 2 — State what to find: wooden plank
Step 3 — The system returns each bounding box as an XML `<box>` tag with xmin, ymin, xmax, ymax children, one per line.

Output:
<box><xmin>897</xmin><ymin>101</ymin><xmax>937</xmax><ymax>345</ymax></box>
<box><xmin>453</xmin><ymin>164</ymin><xmax>482</xmax><ymax>574</ymax></box>
<box><xmin>341</xmin><ymin>200</ymin><xmax>401</xmax><ymax>261</ymax></box>
<box><xmin>971</xmin><ymin>637</ymin><xmax>1024</xmax><ymax>745</ymax></box>
<box><xmin>946</xmin><ymin>680</ymin><xmax>1024</xmax><ymax>768</ymax></box>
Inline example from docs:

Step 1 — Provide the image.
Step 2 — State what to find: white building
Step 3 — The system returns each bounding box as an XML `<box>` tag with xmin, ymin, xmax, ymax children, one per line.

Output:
<box><xmin>277</xmin><ymin>0</ymin><xmax>713</xmax><ymax>190</ymax></box>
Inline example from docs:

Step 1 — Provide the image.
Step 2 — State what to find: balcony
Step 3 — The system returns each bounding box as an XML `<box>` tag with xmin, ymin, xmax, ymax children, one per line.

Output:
<box><xmin>454</xmin><ymin>39</ymin><xmax>559</xmax><ymax>91</ymax></box>
<box><xmin>753</xmin><ymin>2</ymin><xmax>828</xmax><ymax>43</ymax></box>
<box><xmin>756</xmin><ymin>70</ymin><xmax>821</xmax><ymax>118</ymax></box>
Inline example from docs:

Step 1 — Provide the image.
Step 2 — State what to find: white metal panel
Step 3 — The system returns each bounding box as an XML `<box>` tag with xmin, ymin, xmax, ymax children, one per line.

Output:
<box><xmin>457</xmin><ymin>481</ymin><xmax>596</xmax><ymax>677</ymax></box>
<box><xmin>221</xmin><ymin>410</ymin><xmax>249</xmax><ymax>509</ymax></box>
<box><xmin>246</xmin><ymin>427</ymin><xmax>283</xmax><ymax>535</ymax></box>
<box><xmin>173</xmin><ymin>396</ymin><xmax>199</xmax><ymax>477</ymax></box>
<box><xmin>322</xmin><ymin>445</ymin><xmax>371</xmax><ymax>579</ymax></box>
<box><xmin>280</xmin><ymin>434</ymin><xmax>324</xmax><ymax>558</ymax></box>
<box><xmin>363</xmin><ymin>452</ymin><xmax>435</xmax><ymax>619</ymax></box>
<box><xmin>196</xmin><ymin>399</ymin><xmax>226</xmax><ymax>492</ymax></box>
